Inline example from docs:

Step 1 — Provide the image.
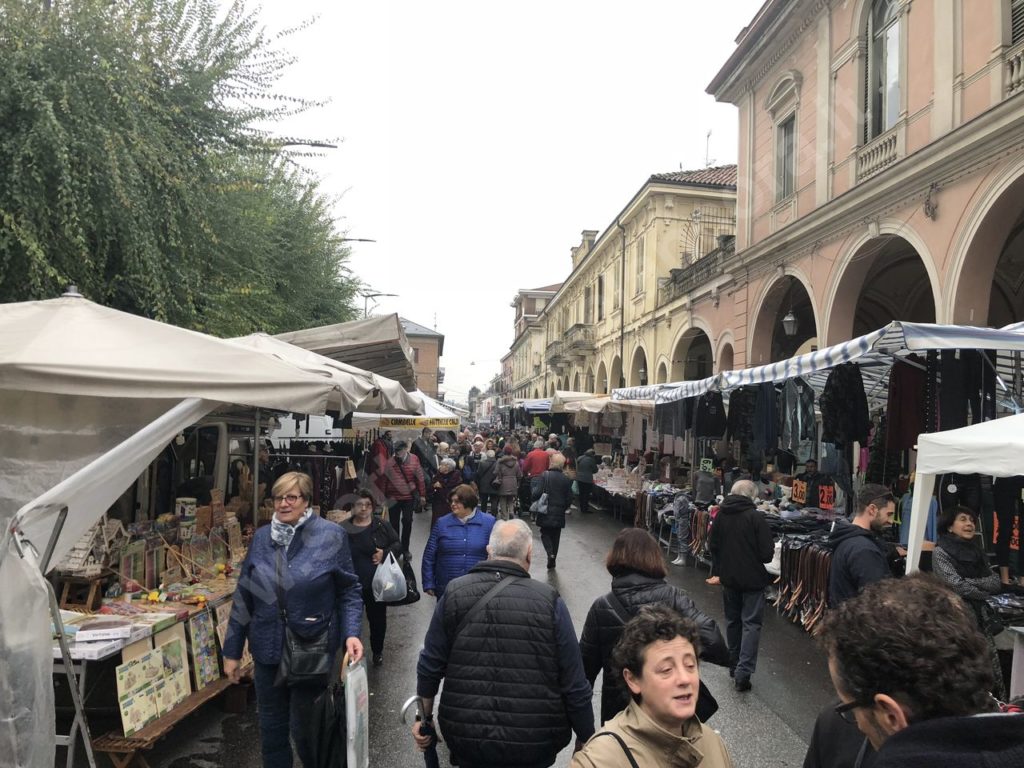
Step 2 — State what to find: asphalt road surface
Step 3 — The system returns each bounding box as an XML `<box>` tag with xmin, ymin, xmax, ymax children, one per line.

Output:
<box><xmin>136</xmin><ymin>505</ymin><xmax>836</xmax><ymax>768</ymax></box>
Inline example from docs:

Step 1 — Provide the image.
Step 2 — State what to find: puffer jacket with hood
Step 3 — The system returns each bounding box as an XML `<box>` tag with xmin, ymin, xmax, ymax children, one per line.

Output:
<box><xmin>707</xmin><ymin>494</ymin><xmax>774</xmax><ymax>592</ymax></box>
<box><xmin>493</xmin><ymin>453</ymin><xmax>522</xmax><ymax>496</ymax></box>
<box><xmin>826</xmin><ymin>518</ymin><xmax>890</xmax><ymax>607</ymax></box>
<box><xmin>579</xmin><ymin>572</ymin><xmax>729</xmax><ymax>724</ymax></box>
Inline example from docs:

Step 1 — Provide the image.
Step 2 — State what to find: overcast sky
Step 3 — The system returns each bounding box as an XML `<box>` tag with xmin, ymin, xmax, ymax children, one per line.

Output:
<box><xmin>255</xmin><ymin>0</ymin><xmax>764</xmax><ymax>403</ymax></box>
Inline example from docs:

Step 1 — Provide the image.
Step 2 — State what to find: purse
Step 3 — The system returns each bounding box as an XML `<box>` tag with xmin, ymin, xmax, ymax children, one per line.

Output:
<box><xmin>274</xmin><ymin>548</ymin><xmax>332</xmax><ymax>687</ymax></box>
<box><xmin>529</xmin><ymin>474</ymin><xmax>549</xmax><ymax>514</ymax></box>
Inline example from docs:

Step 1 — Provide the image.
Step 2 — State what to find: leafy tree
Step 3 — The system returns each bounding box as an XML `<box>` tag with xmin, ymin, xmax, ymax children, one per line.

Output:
<box><xmin>0</xmin><ymin>0</ymin><xmax>360</xmax><ymax>333</ymax></box>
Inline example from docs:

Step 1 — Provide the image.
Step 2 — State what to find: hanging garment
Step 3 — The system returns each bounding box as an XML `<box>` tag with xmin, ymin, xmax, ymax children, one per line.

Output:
<box><xmin>993</xmin><ymin>476</ymin><xmax>1024</xmax><ymax>570</ymax></box>
<box><xmin>726</xmin><ymin>386</ymin><xmax>758</xmax><ymax>444</ymax></box>
<box><xmin>819</xmin><ymin>363</ymin><xmax>869</xmax><ymax>447</ymax></box>
<box><xmin>750</xmin><ymin>383</ymin><xmax>779</xmax><ymax>455</ymax></box>
<box><xmin>898</xmin><ymin>492</ymin><xmax>937</xmax><ymax>548</ymax></box>
<box><xmin>939</xmin><ymin>350</ymin><xmax>969</xmax><ymax>430</ymax></box>
<box><xmin>886</xmin><ymin>357</ymin><xmax>926</xmax><ymax>451</ymax></box>
<box><xmin>779</xmin><ymin>378</ymin><xmax>815</xmax><ymax>453</ymax></box>
<box><xmin>693</xmin><ymin>392</ymin><xmax>727</xmax><ymax>439</ymax></box>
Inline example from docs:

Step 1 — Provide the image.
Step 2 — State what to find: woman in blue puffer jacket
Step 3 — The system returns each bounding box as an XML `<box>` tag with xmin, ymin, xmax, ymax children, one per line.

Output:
<box><xmin>223</xmin><ymin>472</ymin><xmax>364</xmax><ymax>768</ymax></box>
<box><xmin>421</xmin><ymin>483</ymin><xmax>496</xmax><ymax>598</ymax></box>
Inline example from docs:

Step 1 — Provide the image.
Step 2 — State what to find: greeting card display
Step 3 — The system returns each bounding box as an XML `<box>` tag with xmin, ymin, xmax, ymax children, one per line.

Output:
<box><xmin>187</xmin><ymin>609</ymin><xmax>221</xmax><ymax>690</ymax></box>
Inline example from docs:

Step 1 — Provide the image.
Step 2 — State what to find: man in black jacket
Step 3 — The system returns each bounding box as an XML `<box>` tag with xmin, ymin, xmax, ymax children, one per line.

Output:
<box><xmin>826</xmin><ymin>484</ymin><xmax>896</xmax><ymax>607</ymax></box>
<box><xmin>820</xmin><ymin>574</ymin><xmax>1023</xmax><ymax>767</ymax></box>
<box><xmin>413</xmin><ymin>519</ymin><xmax>594</xmax><ymax>768</ymax></box>
<box><xmin>708</xmin><ymin>479</ymin><xmax>774</xmax><ymax>692</ymax></box>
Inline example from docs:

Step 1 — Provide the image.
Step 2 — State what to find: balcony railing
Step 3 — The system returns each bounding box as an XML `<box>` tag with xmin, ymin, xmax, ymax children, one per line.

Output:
<box><xmin>658</xmin><ymin>252</ymin><xmax>724</xmax><ymax>306</ymax></box>
<box><xmin>565</xmin><ymin>324</ymin><xmax>595</xmax><ymax>356</ymax></box>
<box><xmin>856</xmin><ymin>127</ymin><xmax>899</xmax><ymax>181</ymax></box>
<box><xmin>1006</xmin><ymin>39</ymin><xmax>1024</xmax><ymax>96</ymax></box>
<box><xmin>546</xmin><ymin>339</ymin><xmax>565</xmax><ymax>366</ymax></box>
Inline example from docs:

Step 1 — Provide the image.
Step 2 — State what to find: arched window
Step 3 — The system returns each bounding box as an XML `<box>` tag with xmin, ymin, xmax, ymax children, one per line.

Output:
<box><xmin>866</xmin><ymin>0</ymin><xmax>902</xmax><ymax>141</ymax></box>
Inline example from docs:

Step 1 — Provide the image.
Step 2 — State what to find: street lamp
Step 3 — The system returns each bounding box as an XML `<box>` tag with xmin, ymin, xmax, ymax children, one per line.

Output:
<box><xmin>781</xmin><ymin>310</ymin><xmax>799</xmax><ymax>337</ymax></box>
<box><xmin>361</xmin><ymin>292</ymin><xmax>398</xmax><ymax>318</ymax></box>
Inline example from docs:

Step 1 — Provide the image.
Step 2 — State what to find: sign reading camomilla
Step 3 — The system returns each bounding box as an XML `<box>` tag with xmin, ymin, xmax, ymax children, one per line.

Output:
<box><xmin>378</xmin><ymin>417</ymin><xmax>461</xmax><ymax>429</ymax></box>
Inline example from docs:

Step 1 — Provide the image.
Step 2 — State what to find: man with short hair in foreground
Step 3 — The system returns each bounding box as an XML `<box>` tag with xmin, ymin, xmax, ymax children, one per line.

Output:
<box><xmin>412</xmin><ymin>519</ymin><xmax>594</xmax><ymax>768</ymax></box>
<box><xmin>819</xmin><ymin>573</ymin><xmax>1024</xmax><ymax>767</ymax></box>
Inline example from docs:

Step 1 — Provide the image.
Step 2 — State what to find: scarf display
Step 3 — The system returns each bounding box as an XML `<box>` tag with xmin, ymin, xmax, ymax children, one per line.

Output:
<box><xmin>935</xmin><ymin>533</ymin><xmax>990</xmax><ymax>578</ymax></box>
<box><xmin>270</xmin><ymin>508</ymin><xmax>312</xmax><ymax>548</ymax></box>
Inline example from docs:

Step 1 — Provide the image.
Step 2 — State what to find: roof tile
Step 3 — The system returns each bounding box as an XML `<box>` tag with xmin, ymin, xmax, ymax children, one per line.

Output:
<box><xmin>649</xmin><ymin>164</ymin><xmax>737</xmax><ymax>189</ymax></box>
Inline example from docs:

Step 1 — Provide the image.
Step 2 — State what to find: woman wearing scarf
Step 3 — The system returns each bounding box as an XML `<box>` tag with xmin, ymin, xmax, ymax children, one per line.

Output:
<box><xmin>223</xmin><ymin>472</ymin><xmax>364</xmax><ymax>768</ymax></box>
<box><xmin>932</xmin><ymin>505</ymin><xmax>1005</xmax><ymax>698</ymax></box>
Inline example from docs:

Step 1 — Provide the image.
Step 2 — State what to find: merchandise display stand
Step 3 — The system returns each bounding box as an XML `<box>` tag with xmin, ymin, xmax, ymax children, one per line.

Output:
<box><xmin>91</xmin><ymin>676</ymin><xmax>236</xmax><ymax>768</ymax></box>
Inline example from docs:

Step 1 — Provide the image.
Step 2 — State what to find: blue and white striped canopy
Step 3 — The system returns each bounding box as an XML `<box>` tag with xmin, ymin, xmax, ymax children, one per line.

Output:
<box><xmin>623</xmin><ymin>321</ymin><xmax>1024</xmax><ymax>405</ymax></box>
<box><xmin>520</xmin><ymin>398</ymin><xmax>553</xmax><ymax>414</ymax></box>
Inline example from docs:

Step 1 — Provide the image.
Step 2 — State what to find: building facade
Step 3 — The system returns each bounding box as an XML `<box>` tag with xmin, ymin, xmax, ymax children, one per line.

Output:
<box><xmin>400</xmin><ymin>317</ymin><xmax>445</xmax><ymax>399</ymax></box>
<box><xmin>700</xmin><ymin>0</ymin><xmax>1024</xmax><ymax>371</ymax></box>
<box><xmin>509</xmin><ymin>284</ymin><xmax>561</xmax><ymax>400</ymax></box>
<box><xmin>508</xmin><ymin>170</ymin><xmax>739</xmax><ymax>398</ymax></box>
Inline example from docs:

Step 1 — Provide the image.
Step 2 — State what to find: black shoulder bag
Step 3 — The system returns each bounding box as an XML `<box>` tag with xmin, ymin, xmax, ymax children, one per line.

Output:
<box><xmin>274</xmin><ymin>546</ymin><xmax>332</xmax><ymax>687</ymax></box>
<box><xmin>605</xmin><ymin>590</ymin><xmax>719</xmax><ymax>722</ymax></box>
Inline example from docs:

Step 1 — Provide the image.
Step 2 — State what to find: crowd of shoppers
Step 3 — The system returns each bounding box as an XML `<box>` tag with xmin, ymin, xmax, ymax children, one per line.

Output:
<box><xmin>223</xmin><ymin>426</ymin><xmax>1021</xmax><ymax>768</ymax></box>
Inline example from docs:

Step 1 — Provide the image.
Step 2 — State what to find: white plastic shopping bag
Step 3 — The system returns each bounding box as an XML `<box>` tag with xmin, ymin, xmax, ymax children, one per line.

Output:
<box><xmin>371</xmin><ymin>552</ymin><xmax>407</xmax><ymax>602</ymax></box>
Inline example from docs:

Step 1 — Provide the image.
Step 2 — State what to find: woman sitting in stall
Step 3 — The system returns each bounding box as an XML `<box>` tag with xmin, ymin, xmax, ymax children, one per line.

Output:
<box><xmin>932</xmin><ymin>505</ymin><xmax>1005</xmax><ymax>698</ymax></box>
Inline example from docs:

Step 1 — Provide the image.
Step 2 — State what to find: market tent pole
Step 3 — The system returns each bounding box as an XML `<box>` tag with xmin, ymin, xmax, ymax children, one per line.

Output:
<box><xmin>253</xmin><ymin>407</ymin><xmax>261</xmax><ymax>530</ymax></box>
<box><xmin>905</xmin><ymin>473</ymin><xmax>935</xmax><ymax>574</ymax></box>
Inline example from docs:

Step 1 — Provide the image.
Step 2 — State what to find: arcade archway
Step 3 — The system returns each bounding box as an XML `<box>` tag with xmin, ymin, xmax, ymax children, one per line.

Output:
<box><xmin>629</xmin><ymin>346</ymin><xmax>649</xmax><ymax>387</ymax></box>
<box><xmin>670</xmin><ymin>329</ymin><xmax>713</xmax><ymax>381</ymax></box>
<box><xmin>750</xmin><ymin>275</ymin><xmax>818</xmax><ymax>365</ymax></box>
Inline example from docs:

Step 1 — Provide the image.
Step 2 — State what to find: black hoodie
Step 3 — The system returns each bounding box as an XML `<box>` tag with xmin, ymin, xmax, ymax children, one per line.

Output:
<box><xmin>708</xmin><ymin>494</ymin><xmax>775</xmax><ymax>591</ymax></box>
<box><xmin>826</xmin><ymin>518</ymin><xmax>890</xmax><ymax>607</ymax></box>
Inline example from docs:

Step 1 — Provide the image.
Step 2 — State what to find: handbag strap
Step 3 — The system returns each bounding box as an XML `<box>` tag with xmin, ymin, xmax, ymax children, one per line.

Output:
<box><xmin>592</xmin><ymin>732</ymin><xmax>639</xmax><ymax>768</ymax></box>
<box><xmin>455</xmin><ymin>576</ymin><xmax>520</xmax><ymax>637</ymax></box>
<box><xmin>275</xmin><ymin>546</ymin><xmax>288</xmax><ymax>621</ymax></box>
<box><xmin>606</xmin><ymin>589</ymin><xmax>633</xmax><ymax>625</ymax></box>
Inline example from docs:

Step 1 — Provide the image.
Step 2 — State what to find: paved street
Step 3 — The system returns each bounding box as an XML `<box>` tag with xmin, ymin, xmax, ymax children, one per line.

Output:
<box><xmin>145</xmin><ymin>506</ymin><xmax>835</xmax><ymax>768</ymax></box>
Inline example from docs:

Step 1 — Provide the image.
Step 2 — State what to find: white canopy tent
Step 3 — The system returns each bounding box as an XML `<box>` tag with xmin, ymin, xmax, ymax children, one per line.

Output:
<box><xmin>229</xmin><ymin>333</ymin><xmax>423</xmax><ymax>415</ymax></box>
<box><xmin>0</xmin><ymin>295</ymin><xmax>345</xmax><ymax>768</ymax></box>
<box><xmin>549</xmin><ymin>390</ymin><xmax>597</xmax><ymax>412</ymax></box>
<box><xmin>563</xmin><ymin>395</ymin><xmax>656</xmax><ymax>416</ymax></box>
<box><xmin>906</xmin><ymin>413</ymin><xmax>1024</xmax><ymax>574</ymax></box>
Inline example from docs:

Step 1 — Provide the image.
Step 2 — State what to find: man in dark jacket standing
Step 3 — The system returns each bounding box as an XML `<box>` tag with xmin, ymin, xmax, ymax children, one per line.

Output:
<box><xmin>413</xmin><ymin>519</ymin><xmax>594</xmax><ymax>768</ymax></box>
<box><xmin>708</xmin><ymin>479</ymin><xmax>774</xmax><ymax>692</ymax></box>
<box><xmin>575</xmin><ymin>449</ymin><xmax>598</xmax><ymax>514</ymax></box>
<box><xmin>826</xmin><ymin>484</ymin><xmax>896</xmax><ymax>607</ymax></box>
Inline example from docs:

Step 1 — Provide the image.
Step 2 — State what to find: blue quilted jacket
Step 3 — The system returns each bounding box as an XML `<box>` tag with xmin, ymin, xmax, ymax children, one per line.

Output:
<box><xmin>421</xmin><ymin>511</ymin><xmax>496</xmax><ymax>597</ymax></box>
<box><xmin>223</xmin><ymin>514</ymin><xmax>363</xmax><ymax>665</ymax></box>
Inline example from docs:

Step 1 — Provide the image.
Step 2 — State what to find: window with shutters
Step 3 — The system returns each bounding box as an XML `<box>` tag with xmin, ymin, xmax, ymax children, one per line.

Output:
<box><xmin>865</xmin><ymin>0</ymin><xmax>902</xmax><ymax>142</ymax></box>
<box><xmin>1014</xmin><ymin>0</ymin><xmax>1024</xmax><ymax>45</ymax></box>
<box><xmin>597</xmin><ymin>275</ymin><xmax>605</xmax><ymax>320</ymax></box>
<box><xmin>776</xmin><ymin>114</ymin><xmax>796</xmax><ymax>201</ymax></box>
<box><xmin>613</xmin><ymin>261</ymin><xmax>621</xmax><ymax>309</ymax></box>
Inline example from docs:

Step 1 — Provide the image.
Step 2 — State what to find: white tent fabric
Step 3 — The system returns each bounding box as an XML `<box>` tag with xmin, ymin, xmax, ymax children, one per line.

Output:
<box><xmin>229</xmin><ymin>333</ymin><xmax>423</xmax><ymax>415</ymax></box>
<box><xmin>519</xmin><ymin>398</ymin><xmax>553</xmax><ymax>414</ymax></box>
<box><xmin>0</xmin><ymin>296</ymin><xmax>337</xmax><ymax>413</ymax></box>
<box><xmin>0</xmin><ymin>297</ymin><xmax>344</xmax><ymax>768</ymax></box>
<box><xmin>550</xmin><ymin>390</ymin><xmax>597</xmax><ymax>412</ymax></box>
<box><xmin>564</xmin><ymin>396</ymin><xmax>655</xmax><ymax>416</ymax></box>
<box><xmin>351</xmin><ymin>390</ymin><xmax>458</xmax><ymax>430</ymax></box>
<box><xmin>906</xmin><ymin>413</ymin><xmax>1024</xmax><ymax>574</ymax></box>
<box><xmin>275</xmin><ymin>313</ymin><xmax>417</xmax><ymax>389</ymax></box>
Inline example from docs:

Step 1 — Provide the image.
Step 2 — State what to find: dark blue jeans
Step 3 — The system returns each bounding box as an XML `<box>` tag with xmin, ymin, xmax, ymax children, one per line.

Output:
<box><xmin>722</xmin><ymin>587</ymin><xmax>765</xmax><ymax>682</ymax></box>
<box><xmin>253</xmin><ymin>661</ymin><xmax>325</xmax><ymax>768</ymax></box>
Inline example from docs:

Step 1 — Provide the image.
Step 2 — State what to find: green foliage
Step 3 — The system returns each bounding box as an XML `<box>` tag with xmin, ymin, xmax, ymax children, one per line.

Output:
<box><xmin>0</xmin><ymin>0</ymin><xmax>359</xmax><ymax>334</ymax></box>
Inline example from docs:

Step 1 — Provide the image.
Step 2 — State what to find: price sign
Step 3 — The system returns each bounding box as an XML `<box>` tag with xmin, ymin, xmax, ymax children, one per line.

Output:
<box><xmin>699</xmin><ymin>458</ymin><xmax>715</xmax><ymax>473</ymax></box>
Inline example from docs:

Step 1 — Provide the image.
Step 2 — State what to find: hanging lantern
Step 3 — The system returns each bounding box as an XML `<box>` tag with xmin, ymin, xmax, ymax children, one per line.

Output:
<box><xmin>781</xmin><ymin>310</ymin><xmax>799</xmax><ymax>337</ymax></box>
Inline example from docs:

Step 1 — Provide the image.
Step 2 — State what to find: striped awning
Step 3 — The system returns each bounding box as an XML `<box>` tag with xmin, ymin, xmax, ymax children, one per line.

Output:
<box><xmin>652</xmin><ymin>321</ymin><xmax>1024</xmax><ymax>405</ymax></box>
<box><xmin>520</xmin><ymin>398</ymin><xmax>552</xmax><ymax>414</ymax></box>
<box><xmin>611</xmin><ymin>384</ymin><xmax>671</xmax><ymax>402</ymax></box>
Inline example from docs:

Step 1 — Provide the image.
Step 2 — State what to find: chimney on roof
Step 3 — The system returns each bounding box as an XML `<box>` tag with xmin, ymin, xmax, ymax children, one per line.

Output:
<box><xmin>572</xmin><ymin>230</ymin><xmax>599</xmax><ymax>269</ymax></box>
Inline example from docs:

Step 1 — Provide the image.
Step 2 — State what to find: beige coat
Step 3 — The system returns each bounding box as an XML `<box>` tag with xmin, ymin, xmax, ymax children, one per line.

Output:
<box><xmin>570</xmin><ymin>700</ymin><xmax>733</xmax><ymax>768</ymax></box>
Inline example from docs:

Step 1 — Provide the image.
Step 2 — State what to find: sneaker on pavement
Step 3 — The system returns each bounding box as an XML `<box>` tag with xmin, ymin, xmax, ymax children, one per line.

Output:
<box><xmin>734</xmin><ymin>678</ymin><xmax>752</xmax><ymax>692</ymax></box>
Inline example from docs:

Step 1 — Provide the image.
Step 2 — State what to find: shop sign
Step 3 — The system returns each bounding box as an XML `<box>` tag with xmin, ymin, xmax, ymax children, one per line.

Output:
<box><xmin>378</xmin><ymin>417</ymin><xmax>460</xmax><ymax>428</ymax></box>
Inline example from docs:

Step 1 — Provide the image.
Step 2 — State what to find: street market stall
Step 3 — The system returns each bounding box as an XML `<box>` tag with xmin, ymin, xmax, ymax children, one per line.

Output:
<box><xmin>0</xmin><ymin>294</ymin><xmax>351</xmax><ymax>768</ymax></box>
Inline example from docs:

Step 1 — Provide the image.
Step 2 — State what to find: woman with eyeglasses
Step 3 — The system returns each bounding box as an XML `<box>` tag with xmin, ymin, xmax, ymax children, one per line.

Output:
<box><xmin>932</xmin><ymin>505</ymin><xmax>1006</xmax><ymax>698</ymax></box>
<box><xmin>341</xmin><ymin>489</ymin><xmax>403</xmax><ymax>667</ymax></box>
<box><xmin>421</xmin><ymin>483</ymin><xmax>496</xmax><ymax>598</ymax></box>
<box><xmin>223</xmin><ymin>472</ymin><xmax>364</xmax><ymax>768</ymax></box>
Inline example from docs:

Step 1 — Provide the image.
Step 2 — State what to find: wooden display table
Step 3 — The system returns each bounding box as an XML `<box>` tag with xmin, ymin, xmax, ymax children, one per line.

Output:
<box><xmin>92</xmin><ymin>677</ymin><xmax>237</xmax><ymax>768</ymax></box>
